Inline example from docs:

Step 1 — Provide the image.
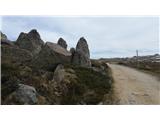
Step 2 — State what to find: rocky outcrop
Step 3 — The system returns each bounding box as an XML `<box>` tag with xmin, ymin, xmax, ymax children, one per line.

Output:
<box><xmin>32</xmin><ymin>42</ymin><xmax>71</xmax><ymax>70</ymax></box>
<box><xmin>1</xmin><ymin>32</ymin><xmax>33</xmax><ymax>64</ymax></box>
<box><xmin>1</xmin><ymin>45</ymin><xmax>33</xmax><ymax>64</ymax></box>
<box><xmin>71</xmin><ymin>37</ymin><xmax>91</xmax><ymax>67</ymax></box>
<box><xmin>16</xmin><ymin>29</ymin><xmax>44</xmax><ymax>55</ymax></box>
<box><xmin>57</xmin><ymin>38</ymin><xmax>67</xmax><ymax>49</ymax></box>
<box><xmin>1</xmin><ymin>30</ymin><xmax>113</xmax><ymax>105</ymax></box>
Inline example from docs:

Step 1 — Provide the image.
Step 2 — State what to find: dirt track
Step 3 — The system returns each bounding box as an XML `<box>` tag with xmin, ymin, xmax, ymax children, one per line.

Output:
<box><xmin>108</xmin><ymin>64</ymin><xmax>160</xmax><ymax>105</ymax></box>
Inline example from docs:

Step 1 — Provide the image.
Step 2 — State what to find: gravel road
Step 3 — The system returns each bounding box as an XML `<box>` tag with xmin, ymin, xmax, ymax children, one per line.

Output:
<box><xmin>108</xmin><ymin>64</ymin><xmax>160</xmax><ymax>105</ymax></box>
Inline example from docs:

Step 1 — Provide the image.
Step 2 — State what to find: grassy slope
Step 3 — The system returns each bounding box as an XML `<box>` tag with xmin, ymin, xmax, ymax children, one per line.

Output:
<box><xmin>1</xmin><ymin>60</ymin><xmax>113</xmax><ymax>105</ymax></box>
<box><xmin>62</xmin><ymin>64</ymin><xmax>113</xmax><ymax>104</ymax></box>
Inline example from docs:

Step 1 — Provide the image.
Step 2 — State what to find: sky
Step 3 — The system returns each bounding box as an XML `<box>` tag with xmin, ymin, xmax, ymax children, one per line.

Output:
<box><xmin>0</xmin><ymin>16</ymin><xmax>159</xmax><ymax>58</ymax></box>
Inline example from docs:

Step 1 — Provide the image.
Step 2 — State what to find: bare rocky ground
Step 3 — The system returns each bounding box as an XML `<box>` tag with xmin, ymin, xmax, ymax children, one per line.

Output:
<box><xmin>106</xmin><ymin>64</ymin><xmax>160</xmax><ymax>105</ymax></box>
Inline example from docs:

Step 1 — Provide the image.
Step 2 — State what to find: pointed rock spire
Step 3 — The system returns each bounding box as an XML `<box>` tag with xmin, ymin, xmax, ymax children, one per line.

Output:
<box><xmin>16</xmin><ymin>29</ymin><xmax>44</xmax><ymax>55</ymax></box>
<box><xmin>57</xmin><ymin>37</ymin><xmax>67</xmax><ymax>49</ymax></box>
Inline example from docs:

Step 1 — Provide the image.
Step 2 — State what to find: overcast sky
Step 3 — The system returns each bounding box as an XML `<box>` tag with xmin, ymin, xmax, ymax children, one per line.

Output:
<box><xmin>1</xmin><ymin>16</ymin><xmax>159</xmax><ymax>58</ymax></box>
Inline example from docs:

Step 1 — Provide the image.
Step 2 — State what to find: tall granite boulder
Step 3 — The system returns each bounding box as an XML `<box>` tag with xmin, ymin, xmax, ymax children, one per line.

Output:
<box><xmin>16</xmin><ymin>29</ymin><xmax>44</xmax><ymax>55</ymax></box>
<box><xmin>32</xmin><ymin>42</ymin><xmax>71</xmax><ymax>70</ymax></box>
<box><xmin>71</xmin><ymin>37</ymin><xmax>91</xmax><ymax>67</ymax></box>
<box><xmin>57</xmin><ymin>38</ymin><xmax>67</xmax><ymax>49</ymax></box>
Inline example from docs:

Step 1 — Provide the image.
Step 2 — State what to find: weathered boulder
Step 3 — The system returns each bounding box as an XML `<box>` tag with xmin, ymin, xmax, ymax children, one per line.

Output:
<box><xmin>71</xmin><ymin>37</ymin><xmax>91</xmax><ymax>67</ymax></box>
<box><xmin>57</xmin><ymin>38</ymin><xmax>67</xmax><ymax>49</ymax></box>
<box><xmin>4</xmin><ymin>84</ymin><xmax>37</xmax><ymax>105</ymax></box>
<box><xmin>16</xmin><ymin>29</ymin><xmax>44</xmax><ymax>55</ymax></box>
<box><xmin>32</xmin><ymin>42</ymin><xmax>71</xmax><ymax>70</ymax></box>
<box><xmin>53</xmin><ymin>64</ymin><xmax>65</xmax><ymax>82</ymax></box>
<box><xmin>15</xmin><ymin>84</ymin><xmax>37</xmax><ymax>104</ymax></box>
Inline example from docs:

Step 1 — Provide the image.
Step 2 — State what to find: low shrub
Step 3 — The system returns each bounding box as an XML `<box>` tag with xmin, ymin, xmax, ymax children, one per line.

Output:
<box><xmin>62</xmin><ymin>65</ymin><xmax>112</xmax><ymax>104</ymax></box>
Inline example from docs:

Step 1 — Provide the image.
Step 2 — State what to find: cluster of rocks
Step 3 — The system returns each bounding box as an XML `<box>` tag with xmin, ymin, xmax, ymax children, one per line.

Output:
<box><xmin>1</xmin><ymin>29</ymin><xmax>113</xmax><ymax>105</ymax></box>
<box><xmin>31</xmin><ymin>35</ymin><xmax>91</xmax><ymax>70</ymax></box>
<box><xmin>1</xmin><ymin>29</ymin><xmax>92</xmax><ymax>104</ymax></box>
<box><xmin>1</xmin><ymin>29</ymin><xmax>91</xmax><ymax>68</ymax></box>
